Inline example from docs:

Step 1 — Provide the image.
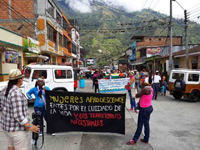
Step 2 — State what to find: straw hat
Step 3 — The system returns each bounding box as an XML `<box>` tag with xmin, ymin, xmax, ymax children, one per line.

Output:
<box><xmin>8</xmin><ymin>69</ymin><xmax>25</xmax><ymax>80</ymax></box>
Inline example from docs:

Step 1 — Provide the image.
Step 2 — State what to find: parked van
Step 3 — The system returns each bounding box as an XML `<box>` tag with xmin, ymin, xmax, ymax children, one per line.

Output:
<box><xmin>169</xmin><ymin>69</ymin><xmax>200</xmax><ymax>102</ymax></box>
<box><xmin>0</xmin><ymin>65</ymin><xmax>74</xmax><ymax>106</ymax></box>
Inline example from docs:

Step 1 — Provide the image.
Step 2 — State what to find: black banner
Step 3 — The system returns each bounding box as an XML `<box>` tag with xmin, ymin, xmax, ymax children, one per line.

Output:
<box><xmin>46</xmin><ymin>91</ymin><xmax>126</xmax><ymax>134</ymax></box>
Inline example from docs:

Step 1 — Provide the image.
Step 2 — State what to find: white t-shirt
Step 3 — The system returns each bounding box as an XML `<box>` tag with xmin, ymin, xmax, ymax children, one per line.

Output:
<box><xmin>153</xmin><ymin>75</ymin><xmax>161</xmax><ymax>83</ymax></box>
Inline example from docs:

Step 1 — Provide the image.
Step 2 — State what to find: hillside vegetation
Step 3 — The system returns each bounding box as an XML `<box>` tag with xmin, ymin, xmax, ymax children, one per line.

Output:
<box><xmin>57</xmin><ymin>0</ymin><xmax>200</xmax><ymax>67</ymax></box>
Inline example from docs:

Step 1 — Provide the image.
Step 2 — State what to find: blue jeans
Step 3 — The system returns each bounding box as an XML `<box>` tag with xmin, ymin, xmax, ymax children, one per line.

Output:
<box><xmin>133</xmin><ymin>106</ymin><xmax>153</xmax><ymax>142</ymax></box>
<box><xmin>135</xmin><ymin>82</ymin><xmax>140</xmax><ymax>92</ymax></box>
<box><xmin>34</xmin><ymin>106</ymin><xmax>46</xmax><ymax>133</ymax></box>
<box><xmin>153</xmin><ymin>83</ymin><xmax>159</xmax><ymax>99</ymax></box>
<box><xmin>128</xmin><ymin>90</ymin><xmax>136</xmax><ymax>109</ymax></box>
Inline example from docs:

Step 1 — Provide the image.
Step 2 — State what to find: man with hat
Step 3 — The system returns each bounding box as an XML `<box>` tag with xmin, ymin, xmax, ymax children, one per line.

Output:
<box><xmin>152</xmin><ymin>70</ymin><xmax>161</xmax><ymax>100</ymax></box>
<box><xmin>0</xmin><ymin>69</ymin><xmax>40</xmax><ymax>150</ymax></box>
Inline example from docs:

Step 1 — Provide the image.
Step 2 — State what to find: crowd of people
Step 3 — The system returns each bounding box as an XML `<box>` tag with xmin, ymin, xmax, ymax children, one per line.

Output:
<box><xmin>0</xmin><ymin>67</ymin><xmax>167</xmax><ymax>149</ymax></box>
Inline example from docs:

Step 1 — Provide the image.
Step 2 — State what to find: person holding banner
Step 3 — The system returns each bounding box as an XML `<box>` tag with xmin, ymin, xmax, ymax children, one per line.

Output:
<box><xmin>127</xmin><ymin>74</ymin><xmax>153</xmax><ymax>145</ymax></box>
<box><xmin>26</xmin><ymin>78</ymin><xmax>51</xmax><ymax>136</ymax></box>
<box><xmin>125</xmin><ymin>72</ymin><xmax>138</xmax><ymax>113</ymax></box>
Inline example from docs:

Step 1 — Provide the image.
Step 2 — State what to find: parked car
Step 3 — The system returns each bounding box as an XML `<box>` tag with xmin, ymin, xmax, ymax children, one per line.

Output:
<box><xmin>169</xmin><ymin>69</ymin><xmax>200</xmax><ymax>102</ymax></box>
<box><xmin>0</xmin><ymin>65</ymin><xmax>74</xmax><ymax>105</ymax></box>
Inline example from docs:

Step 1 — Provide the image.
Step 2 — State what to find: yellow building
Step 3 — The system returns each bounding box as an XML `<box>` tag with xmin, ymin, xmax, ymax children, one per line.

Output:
<box><xmin>0</xmin><ymin>26</ymin><xmax>40</xmax><ymax>81</ymax></box>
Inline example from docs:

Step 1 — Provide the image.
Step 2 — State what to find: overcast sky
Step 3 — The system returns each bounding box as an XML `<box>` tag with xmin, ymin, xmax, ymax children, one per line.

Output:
<box><xmin>63</xmin><ymin>0</ymin><xmax>200</xmax><ymax>22</ymax></box>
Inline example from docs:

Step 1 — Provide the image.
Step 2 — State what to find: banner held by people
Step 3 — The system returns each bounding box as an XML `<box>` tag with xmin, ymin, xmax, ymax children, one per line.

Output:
<box><xmin>46</xmin><ymin>91</ymin><xmax>126</xmax><ymax>134</ymax></box>
<box><xmin>98</xmin><ymin>78</ymin><xmax>129</xmax><ymax>93</ymax></box>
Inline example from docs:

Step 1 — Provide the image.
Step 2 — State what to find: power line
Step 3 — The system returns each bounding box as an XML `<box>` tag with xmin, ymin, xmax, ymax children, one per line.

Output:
<box><xmin>152</xmin><ymin>0</ymin><xmax>160</xmax><ymax>9</ymax></box>
<box><xmin>142</xmin><ymin>0</ymin><xmax>149</xmax><ymax>9</ymax></box>
<box><xmin>174</xmin><ymin>0</ymin><xmax>185</xmax><ymax>11</ymax></box>
<box><xmin>148</xmin><ymin>0</ymin><xmax>154</xmax><ymax>8</ymax></box>
<box><xmin>0</xmin><ymin>0</ymin><xmax>56</xmax><ymax>49</ymax></box>
<box><xmin>188</xmin><ymin>3</ymin><xmax>200</xmax><ymax>11</ymax></box>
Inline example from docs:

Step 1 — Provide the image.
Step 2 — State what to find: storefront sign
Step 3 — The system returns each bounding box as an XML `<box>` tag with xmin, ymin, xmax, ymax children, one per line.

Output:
<box><xmin>24</xmin><ymin>53</ymin><xmax>37</xmax><ymax>57</ymax></box>
<box><xmin>136</xmin><ymin>51</ymin><xmax>140</xmax><ymax>59</ymax></box>
<box><xmin>27</xmin><ymin>37</ymin><xmax>40</xmax><ymax>54</ymax></box>
<box><xmin>5</xmin><ymin>51</ymin><xmax>19</xmax><ymax>63</ymax></box>
<box><xmin>46</xmin><ymin>91</ymin><xmax>126</xmax><ymax>134</ymax></box>
<box><xmin>147</xmin><ymin>47</ymin><xmax>161</xmax><ymax>54</ymax></box>
<box><xmin>98</xmin><ymin>78</ymin><xmax>129</xmax><ymax>93</ymax></box>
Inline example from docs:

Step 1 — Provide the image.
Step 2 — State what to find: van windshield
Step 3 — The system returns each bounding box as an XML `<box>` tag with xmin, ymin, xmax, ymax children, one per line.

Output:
<box><xmin>172</xmin><ymin>73</ymin><xmax>184</xmax><ymax>80</ymax></box>
<box><xmin>24</xmin><ymin>68</ymin><xmax>31</xmax><ymax>79</ymax></box>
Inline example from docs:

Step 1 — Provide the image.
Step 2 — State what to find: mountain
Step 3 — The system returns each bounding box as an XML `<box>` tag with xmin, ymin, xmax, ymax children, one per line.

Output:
<box><xmin>56</xmin><ymin>0</ymin><xmax>200</xmax><ymax>67</ymax></box>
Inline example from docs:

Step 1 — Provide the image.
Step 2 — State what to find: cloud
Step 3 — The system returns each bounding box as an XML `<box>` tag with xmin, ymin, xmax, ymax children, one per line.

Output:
<box><xmin>63</xmin><ymin>0</ymin><xmax>200</xmax><ymax>22</ymax></box>
<box><xmin>67</xmin><ymin>0</ymin><xmax>92</xmax><ymax>13</ymax></box>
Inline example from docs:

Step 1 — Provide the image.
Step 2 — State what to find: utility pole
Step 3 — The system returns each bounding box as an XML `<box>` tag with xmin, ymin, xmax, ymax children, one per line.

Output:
<box><xmin>169</xmin><ymin>0</ymin><xmax>173</xmax><ymax>73</ymax></box>
<box><xmin>185</xmin><ymin>10</ymin><xmax>189</xmax><ymax>69</ymax></box>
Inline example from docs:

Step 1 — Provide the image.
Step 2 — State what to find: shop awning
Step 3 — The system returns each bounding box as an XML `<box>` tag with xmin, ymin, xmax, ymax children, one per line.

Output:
<box><xmin>24</xmin><ymin>53</ymin><xmax>48</xmax><ymax>60</ymax></box>
<box><xmin>174</xmin><ymin>51</ymin><xmax>200</xmax><ymax>58</ymax></box>
<box><xmin>131</xmin><ymin>62</ymin><xmax>145</xmax><ymax>65</ymax></box>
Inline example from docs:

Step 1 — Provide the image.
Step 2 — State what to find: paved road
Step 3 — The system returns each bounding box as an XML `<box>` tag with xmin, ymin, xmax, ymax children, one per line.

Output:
<box><xmin>0</xmin><ymin>80</ymin><xmax>200</xmax><ymax>150</ymax></box>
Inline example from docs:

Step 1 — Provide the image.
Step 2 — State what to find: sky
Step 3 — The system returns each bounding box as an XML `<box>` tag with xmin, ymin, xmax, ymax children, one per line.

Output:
<box><xmin>62</xmin><ymin>0</ymin><xmax>200</xmax><ymax>22</ymax></box>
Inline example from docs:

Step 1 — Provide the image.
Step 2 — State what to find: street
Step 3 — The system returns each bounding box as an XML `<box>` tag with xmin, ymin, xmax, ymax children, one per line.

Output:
<box><xmin>0</xmin><ymin>80</ymin><xmax>200</xmax><ymax>150</ymax></box>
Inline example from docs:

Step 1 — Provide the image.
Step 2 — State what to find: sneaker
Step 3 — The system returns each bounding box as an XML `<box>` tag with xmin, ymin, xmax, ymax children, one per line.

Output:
<box><xmin>134</xmin><ymin>110</ymin><xmax>138</xmax><ymax>114</ymax></box>
<box><xmin>128</xmin><ymin>108</ymin><xmax>133</xmax><ymax>111</ymax></box>
<box><xmin>127</xmin><ymin>140</ymin><xmax>136</xmax><ymax>145</ymax></box>
<box><xmin>140</xmin><ymin>139</ymin><xmax>148</xmax><ymax>144</ymax></box>
<box><xmin>51</xmin><ymin>133</ymin><xmax>56</xmax><ymax>136</ymax></box>
<box><xmin>39</xmin><ymin>133</ymin><xmax>42</xmax><ymax>136</ymax></box>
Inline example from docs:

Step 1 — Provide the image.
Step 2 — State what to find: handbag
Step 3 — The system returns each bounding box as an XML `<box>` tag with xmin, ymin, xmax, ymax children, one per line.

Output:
<box><xmin>136</xmin><ymin>101</ymin><xmax>141</xmax><ymax>110</ymax></box>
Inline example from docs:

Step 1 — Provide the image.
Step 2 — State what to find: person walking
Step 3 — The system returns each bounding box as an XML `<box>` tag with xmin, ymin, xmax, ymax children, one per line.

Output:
<box><xmin>27</xmin><ymin>78</ymin><xmax>50</xmax><ymax>136</ymax></box>
<box><xmin>0</xmin><ymin>69</ymin><xmax>40</xmax><ymax>150</ymax></box>
<box><xmin>152</xmin><ymin>70</ymin><xmax>161</xmax><ymax>100</ymax></box>
<box><xmin>127</xmin><ymin>75</ymin><xmax>153</xmax><ymax>145</ymax></box>
<box><xmin>134</xmin><ymin>70</ymin><xmax>140</xmax><ymax>92</ymax></box>
<box><xmin>125</xmin><ymin>72</ymin><xmax>138</xmax><ymax>113</ymax></box>
<box><xmin>161</xmin><ymin>72</ymin><xmax>167</xmax><ymax>96</ymax></box>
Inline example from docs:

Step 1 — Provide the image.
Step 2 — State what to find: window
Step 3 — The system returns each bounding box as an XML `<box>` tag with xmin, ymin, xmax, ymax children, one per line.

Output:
<box><xmin>72</xmin><ymin>43</ymin><xmax>77</xmax><ymax>54</ymax></box>
<box><xmin>47</xmin><ymin>1</ymin><xmax>54</xmax><ymax>17</ymax></box>
<box><xmin>52</xmin><ymin>57</ymin><xmax>56</xmax><ymax>65</ymax></box>
<box><xmin>47</xmin><ymin>23</ymin><xmax>57</xmax><ymax>43</ymax></box>
<box><xmin>59</xmin><ymin>33</ymin><xmax>62</xmax><ymax>46</ymax></box>
<box><xmin>64</xmin><ymin>36</ymin><xmax>68</xmax><ymax>48</ymax></box>
<box><xmin>63</xmin><ymin>19</ymin><xmax>69</xmax><ymax>31</ymax></box>
<box><xmin>56</xmin><ymin>12</ymin><xmax>61</xmax><ymax>24</ymax></box>
<box><xmin>47</xmin><ymin>23</ymin><xmax>53</xmax><ymax>42</ymax></box>
<box><xmin>188</xmin><ymin>74</ymin><xmax>199</xmax><ymax>82</ymax></box>
<box><xmin>62</xmin><ymin>58</ymin><xmax>65</xmax><ymax>63</ymax></box>
<box><xmin>172</xmin><ymin>73</ymin><xmax>184</xmax><ymax>80</ymax></box>
<box><xmin>32</xmin><ymin>70</ymin><xmax>47</xmax><ymax>79</ymax></box>
<box><xmin>54</xmin><ymin>70</ymin><xmax>72</xmax><ymax>79</ymax></box>
<box><xmin>24</xmin><ymin>68</ymin><xmax>31</xmax><ymax>79</ymax></box>
<box><xmin>140</xmin><ymin>49</ymin><xmax>146</xmax><ymax>57</ymax></box>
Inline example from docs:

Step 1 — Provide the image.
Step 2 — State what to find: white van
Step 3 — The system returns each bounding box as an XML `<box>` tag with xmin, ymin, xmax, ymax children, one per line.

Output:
<box><xmin>0</xmin><ymin>65</ymin><xmax>74</xmax><ymax>107</ymax></box>
<box><xmin>22</xmin><ymin>65</ymin><xmax>74</xmax><ymax>93</ymax></box>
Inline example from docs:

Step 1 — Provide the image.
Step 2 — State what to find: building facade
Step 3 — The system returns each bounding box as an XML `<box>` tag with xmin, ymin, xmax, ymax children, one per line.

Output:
<box><xmin>0</xmin><ymin>0</ymin><xmax>75</xmax><ymax>65</ymax></box>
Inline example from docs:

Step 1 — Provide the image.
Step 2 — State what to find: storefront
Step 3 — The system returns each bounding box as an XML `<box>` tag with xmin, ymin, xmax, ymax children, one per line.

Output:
<box><xmin>0</xmin><ymin>26</ymin><xmax>42</xmax><ymax>81</ymax></box>
<box><xmin>0</xmin><ymin>26</ymin><xmax>26</xmax><ymax>81</ymax></box>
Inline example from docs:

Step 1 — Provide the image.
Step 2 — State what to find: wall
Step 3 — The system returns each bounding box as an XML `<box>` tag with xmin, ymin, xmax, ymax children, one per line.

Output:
<box><xmin>137</xmin><ymin>37</ymin><xmax>182</xmax><ymax>47</ymax></box>
<box><xmin>0</xmin><ymin>0</ymin><xmax>35</xmax><ymax>38</ymax></box>
<box><xmin>0</xmin><ymin>27</ymin><xmax>23</xmax><ymax>46</ymax></box>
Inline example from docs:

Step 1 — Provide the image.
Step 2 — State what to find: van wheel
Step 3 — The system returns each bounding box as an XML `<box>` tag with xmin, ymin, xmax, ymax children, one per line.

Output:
<box><xmin>53</xmin><ymin>88</ymin><xmax>68</xmax><ymax>92</ymax></box>
<box><xmin>173</xmin><ymin>92</ymin><xmax>183</xmax><ymax>99</ymax></box>
<box><xmin>189</xmin><ymin>90</ymin><xmax>199</xmax><ymax>102</ymax></box>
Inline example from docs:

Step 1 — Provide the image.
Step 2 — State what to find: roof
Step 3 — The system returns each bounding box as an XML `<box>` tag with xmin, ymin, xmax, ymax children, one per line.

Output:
<box><xmin>171</xmin><ymin>69</ymin><xmax>200</xmax><ymax>73</ymax></box>
<box><xmin>131</xmin><ymin>35</ymin><xmax>182</xmax><ymax>40</ymax></box>
<box><xmin>161</xmin><ymin>45</ymin><xmax>200</xmax><ymax>58</ymax></box>
<box><xmin>26</xmin><ymin>65</ymin><xmax>73</xmax><ymax>69</ymax></box>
